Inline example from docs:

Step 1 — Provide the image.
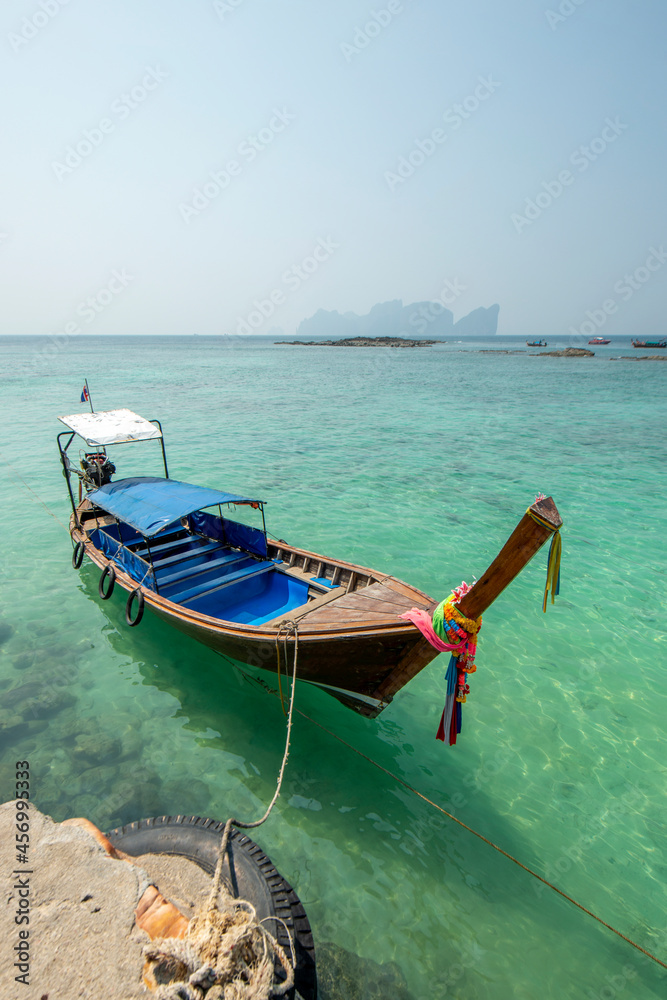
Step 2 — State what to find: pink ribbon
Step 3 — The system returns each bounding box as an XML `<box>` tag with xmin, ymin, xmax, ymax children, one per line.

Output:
<box><xmin>399</xmin><ymin>608</ymin><xmax>468</xmax><ymax>654</ymax></box>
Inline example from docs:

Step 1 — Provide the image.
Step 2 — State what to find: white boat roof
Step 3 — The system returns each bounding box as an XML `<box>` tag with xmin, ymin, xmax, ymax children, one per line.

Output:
<box><xmin>57</xmin><ymin>408</ymin><xmax>163</xmax><ymax>447</ymax></box>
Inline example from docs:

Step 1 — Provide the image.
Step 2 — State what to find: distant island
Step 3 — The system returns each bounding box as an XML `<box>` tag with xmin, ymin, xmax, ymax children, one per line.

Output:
<box><xmin>280</xmin><ymin>299</ymin><xmax>499</xmax><ymax>342</ymax></box>
<box><xmin>276</xmin><ymin>336</ymin><xmax>437</xmax><ymax>348</ymax></box>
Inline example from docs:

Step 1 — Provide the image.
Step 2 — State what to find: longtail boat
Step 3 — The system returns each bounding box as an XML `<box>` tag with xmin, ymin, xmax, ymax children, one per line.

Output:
<box><xmin>57</xmin><ymin>408</ymin><xmax>562</xmax><ymax>725</ymax></box>
<box><xmin>631</xmin><ymin>338</ymin><xmax>666</xmax><ymax>348</ymax></box>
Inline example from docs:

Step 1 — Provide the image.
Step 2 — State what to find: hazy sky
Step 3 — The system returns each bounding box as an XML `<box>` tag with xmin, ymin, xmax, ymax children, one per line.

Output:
<box><xmin>2</xmin><ymin>0</ymin><xmax>666</xmax><ymax>339</ymax></box>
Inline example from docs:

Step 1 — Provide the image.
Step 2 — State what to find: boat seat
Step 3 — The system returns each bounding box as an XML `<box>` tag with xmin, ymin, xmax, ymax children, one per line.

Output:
<box><xmin>130</xmin><ymin>531</ymin><xmax>190</xmax><ymax>558</ymax></box>
<box><xmin>151</xmin><ymin>540</ymin><xmax>222</xmax><ymax>570</ymax></box>
<box><xmin>158</xmin><ymin>551</ymin><xmax>249</xmax><ymax>589</ymax></box>
<box><xmin>170</xmin><ymin>562</ymin><xmax>273</xmax><ymax>606</ymax></box>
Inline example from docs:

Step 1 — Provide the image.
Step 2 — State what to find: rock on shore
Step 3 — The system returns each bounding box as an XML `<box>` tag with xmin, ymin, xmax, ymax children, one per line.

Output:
<box><xmin>0</xmin><ymin>802</ymin><xmax>150</xmax><ymax>998</ymax></box>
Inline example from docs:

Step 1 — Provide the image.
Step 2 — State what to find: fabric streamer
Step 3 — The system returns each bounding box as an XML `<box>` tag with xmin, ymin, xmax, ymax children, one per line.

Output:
<box><xmin>526</xmin><ymin>502</ymin><xmax>562</xmax><ymax>612</ymax></box>
<box><xmin>542</xmin><ymin>529</ymin><xmax>562</xmax><ymax>612</ymax></box>
<box><xmin>400</xmin><ymin>586</ymin><xmax>481</xmax><ymax>746</ymax></box>
<box><xmin>401</xmin><ymin>505</ymin><xmax>563</xmax><ymax>744</ymax></box>
<box><xmin>398</xmin><ymin>608</ymin><xmax>467</xmax><ymax>655</ymax></box>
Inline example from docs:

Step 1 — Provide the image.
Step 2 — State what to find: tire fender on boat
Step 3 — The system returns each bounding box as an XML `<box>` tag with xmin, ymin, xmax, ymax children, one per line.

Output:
<box><xmin>125</xmin><ymin>588</ymin><xmax>145</xmax><ymax>627</ymax></box>
<box><xmin>72</xmin><ymin>540</ymin><xmax>85</xmax><ymax>569</ymax></box>
<box><xmin>105</xmin><ymin>815</ymin><xmax>317</xmax><ymax>1000</ymax></box>
<box><xmin>99</xmin><ymin>563</ymin><xmax>116</xmax><ymax>600</ymax></box>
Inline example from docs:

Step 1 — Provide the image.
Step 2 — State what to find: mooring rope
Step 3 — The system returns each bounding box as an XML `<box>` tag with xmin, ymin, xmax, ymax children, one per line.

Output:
<box><xmin>216</xmin><ymin>651</ymin><xmax>667</xmax><ymax>973</ymax></box>
<box><xmin>8</xmin><ymin>465</ymin><xmax>661</xmax><ymax>970</ymax></box>
<box><xmin>147</xmin><ymin>622</ymin><xmax>301</xmax><ymax>999</ymax></box>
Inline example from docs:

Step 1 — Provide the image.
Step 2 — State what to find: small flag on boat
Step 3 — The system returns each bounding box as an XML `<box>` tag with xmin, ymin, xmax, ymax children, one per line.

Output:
<box><xmin>80</xmin><ymin>384</ymin><xmax>89</xmax><ymax>403</ymax></box>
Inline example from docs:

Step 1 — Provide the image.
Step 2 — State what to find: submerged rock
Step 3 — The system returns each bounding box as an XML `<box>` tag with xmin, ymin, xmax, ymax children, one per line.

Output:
<box><xmin>75</xmin><ymin>762</ymin><xmax>118</xmax><ymax>798</ymax></box>
<box><xmin>74</xmin><ymin>733</ymin><xmax>122</xmax><ymax>766</ymax></box>
<box><xmin>3</xmin><ymin>680</ymin><xmax>43</xmax><ymax>709</ymax></box>
<box><xmin>0</xmin><ymin>715</ymin><xmax>24</xmax><ymax>750</ymax></box>
<box><xmin>58</xmin><ymin>716</ymin><xmax>100</xmax><ymax>742</ymax></box>
<box><xmin>161</xmin><ymin>778</ymin><xmax>211</xmax><ymax>815</ymax></box>
<box><xmin>0</xmin><ymin>621</ymin><xmax>14</xmax><ymax>645</ymax></box>
<box><xmin>21</xmin><ymin>687</ymin><xmax>77</xmax><ymax>719</ymax></box>
<box><xmin>13</xmin><ymin>651</ymin><xmax>35</xmax><ymax>671</ymax></box>
<box><xmin>317</xmin><ymin>942</ymin><xmax>416</xmax><ymax>1000</ymax></box>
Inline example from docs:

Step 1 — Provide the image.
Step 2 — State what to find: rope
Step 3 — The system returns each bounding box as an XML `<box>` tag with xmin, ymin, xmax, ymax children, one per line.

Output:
<box><xmin>146</xmin><ymin>622</ymin><xmax>301</xmax><ymax>999</ymax></box>
<box><xmin>216</xmin><ymin>651</ymin><xmax>667</xmax><ymax>973</ymax></box>
<box><xmin>274</xmin><ymin>623</ymin><xmax>289</xmax><ymax>715</ymax></box>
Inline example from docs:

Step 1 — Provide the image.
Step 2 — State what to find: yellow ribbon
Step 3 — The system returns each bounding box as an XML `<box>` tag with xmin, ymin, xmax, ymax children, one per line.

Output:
<box><xmin>542</xmin><ymin>530</ymin><xmax>561</xmax><ymax>612</ymax></box>
<box><xmin>527</xmin><ymin>506</ymin><xmax>562</xmax><ymax>613</ymax></box>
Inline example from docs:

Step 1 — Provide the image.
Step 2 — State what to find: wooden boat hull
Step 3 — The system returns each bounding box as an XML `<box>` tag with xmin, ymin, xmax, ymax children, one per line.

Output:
<box><xmin>71</xmin><ymin>506</ymin><xmax>438</xmax><ymax>718</ymax></box>
<box><xmin>59</xmin><ymin>408</ymin><xmax>563</xmax><ymax>730</ymax></box>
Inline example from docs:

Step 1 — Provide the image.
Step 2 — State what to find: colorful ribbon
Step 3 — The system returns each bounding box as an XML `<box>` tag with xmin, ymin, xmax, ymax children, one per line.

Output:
<box><xmin>542</xmin><ymin>530</ymin><xmax>561</xmax><ymax>612</ymax></box>
<box><xmin>402</xmin><ymin>593</ymin><xmax>481</xmax><ymax>746</ymax></box>
<box><xmin>527</xmin><ymin>505</ymin><xmax>562</xmax><ymax>612</ymax></box>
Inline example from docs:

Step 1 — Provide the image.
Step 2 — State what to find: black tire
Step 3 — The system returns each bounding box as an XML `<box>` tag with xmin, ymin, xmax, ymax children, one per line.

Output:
<box><xmin>125</xmin><ymin>588</ymin><xmax>144</xmax><ymax>627</ymax></box>
<box><xmin>106</xmin><ymin>815</ymin><xmax>317</xmax><ymax>1000</ymax></box>
<box><xmin>98</xmin><ymin>563</ymin><xmax>116</xmax><ymax>600</ymax></box>
<box><xmin>72</xmin><ymin>541</ymin><xmax>85</xmax><ymax>569</ymax></box>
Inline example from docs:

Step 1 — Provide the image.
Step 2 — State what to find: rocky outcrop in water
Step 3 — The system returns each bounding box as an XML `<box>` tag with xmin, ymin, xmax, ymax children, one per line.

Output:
<box><xmin>276</xmin><ymin>336</ymin><xmax>437</xmax><ymax>347</ymax></box>
<box><xmin>531</xmin><ymin>347</ymin><xmax>594</xmax><ymax>357</ymax></box>
<box><xmin>610</xmin><ymin>355</ymin><xmax>667</xmax><ymax>361</ymax></box>
<box><xmin>317</xmin><ymin>941</ymin><xmax>416</xmax><ymax>1000</ymax></box>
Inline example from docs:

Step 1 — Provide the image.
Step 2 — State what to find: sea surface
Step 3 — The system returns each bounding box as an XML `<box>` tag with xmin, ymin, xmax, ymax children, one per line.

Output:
<box><xmin>0</xmin><ymin>334</ymin><xmax>665</xmax><ymax>999</ymax></box>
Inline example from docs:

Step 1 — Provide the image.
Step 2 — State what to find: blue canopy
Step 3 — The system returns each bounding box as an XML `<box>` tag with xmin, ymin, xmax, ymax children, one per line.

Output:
<box><xmin>87</xmin><ymin>477</ymin><xmax>262</xmax><ymax>538</ymax></box>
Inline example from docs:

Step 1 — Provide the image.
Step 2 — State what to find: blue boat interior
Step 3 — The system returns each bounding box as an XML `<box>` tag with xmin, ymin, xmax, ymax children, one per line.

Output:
<box><xmin>88</xmin><ymin>515</ymin><xmax>312</xmax><ymax>626</ymax></box>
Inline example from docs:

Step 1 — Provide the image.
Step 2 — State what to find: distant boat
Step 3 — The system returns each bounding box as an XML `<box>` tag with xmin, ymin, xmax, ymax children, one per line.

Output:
<box><xmin>526</xmin><ymin>340</ymin><xmax>547</xmax><ymax>347</ymax></box>
<box><xmin>632</xmin><ymin>339</ymin><xmax>667</xmax><ymax>349</ymax></box>
<box><xmin>588</xmin><ymin>337</ymin><xmax>611</xmax><ymax>345</ymax></box>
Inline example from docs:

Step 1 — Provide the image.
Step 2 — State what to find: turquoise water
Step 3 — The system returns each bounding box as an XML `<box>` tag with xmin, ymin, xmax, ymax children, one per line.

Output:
<box><xmin>0</xmin><ymin>335</ymin><xmax>665</xmax><ymax>999</ymax></box>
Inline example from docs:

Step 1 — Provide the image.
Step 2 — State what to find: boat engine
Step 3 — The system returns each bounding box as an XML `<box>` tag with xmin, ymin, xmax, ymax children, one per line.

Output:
<box><xmin>81</xmin><ymin>452</ymin><xmax>115</xmax><ymax>488</ymax></box>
